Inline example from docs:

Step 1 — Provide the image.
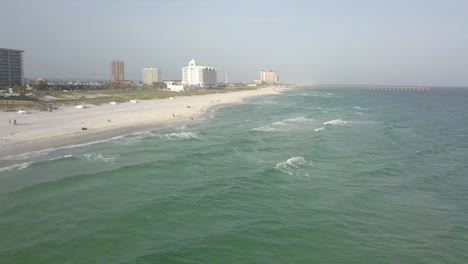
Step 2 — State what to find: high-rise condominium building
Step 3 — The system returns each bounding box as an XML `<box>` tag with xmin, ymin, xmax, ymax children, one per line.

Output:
<box><xmin>182</xmin><ymin>59</ymin><xmax>217</xmax><ymax>89</ymax></box>
<box><xmin>260</xmin><ymin>70</ymin><xmax>279</xmax><ymax>84</ymax></box>
<box><xmin>0</xmin><ymin>48</ymin><xmax>24</xmax><ymax>88</ymax></box>
<box><xmin>111</xmin><ymin>60</ymin><xmax>124</xmax><ymax>82</ymax></box>
<box><xmin>142</xmin><ymin>68</ymin><xmax>161</xmax><ymax>85</ymax></box>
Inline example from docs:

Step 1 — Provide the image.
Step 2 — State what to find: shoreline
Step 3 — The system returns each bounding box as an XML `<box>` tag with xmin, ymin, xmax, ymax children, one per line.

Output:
<box><xmin>0</xmin><ymin>87</ymin><xmax>283</xmax><ymax>160</ymax></box>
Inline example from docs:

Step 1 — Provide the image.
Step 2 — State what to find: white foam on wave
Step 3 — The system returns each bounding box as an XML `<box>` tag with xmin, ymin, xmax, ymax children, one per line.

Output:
<box><xmin>323</xmin><ymin>119</ymin><xmax>347</xmax><ymax>125</ymax></box>
<box><xmin>1</xmin><ymin>149</ymin><xmax>53</xmax><ymax>161</ymax></box>
<box><xmin>1</xmin><ymin>129</ymin><xmax>159</xmax><ymax>161</ymax></box>
<box><xmin>165</xmin><ymin>132</ymin><xmax>199</xmax><ymax>139</ymax></box>
<box><xmin>1</xmin><ymin>137</ymin><xmax>118</xmax><ymax>161</ymax></box>
<box><xmin>274</xmin><ymin>157</ymin><xmax>307</xmax><ymax>175</ymax></box>
<box><xmin>283</xmin><ymin>116</ymin><xmax>311</xmax><ymax>123</ymax></box>
<box><xmin>111</xmin><ymin>130</ymin><xmax>157</xmax><ymax>145</ymax></box>
<box><xmin>315</xmin><ymin>127</ymin><xmax>325</xmax><ymax>132</ymax></box>
<box><xmin>0</xmin><ymin>162</ymin><xmax>33</xmax><ymax>173</ymax></box>
<box><xmin>82</xmin><ymin>153</ymin><xmax>118</xmax><ymax>163</ymax></box>
<box><xmin>49</xmin><ymin>154</ymin><xmax>74</xmax><ymax>161</ymax></box>
<box><xmin>254</xmin><ymin>116</ymin><xmax>313</xmax><ymax>132</ymax></box>
<box><xmin>252</xmin><ymin>126</ymin><xmax>282</xmax><ymax>132</ymax></box>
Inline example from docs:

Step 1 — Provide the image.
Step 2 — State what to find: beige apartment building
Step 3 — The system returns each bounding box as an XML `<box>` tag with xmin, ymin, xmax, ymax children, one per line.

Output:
<box><xmin>142</xmin><ymin>68</ymin><xmax>161</xmax><ymax>85</ymax></box>
<box><xmin>260</xmin><ymin>70</ymin><xmax>279</xmax><ymax>84</ymax></box>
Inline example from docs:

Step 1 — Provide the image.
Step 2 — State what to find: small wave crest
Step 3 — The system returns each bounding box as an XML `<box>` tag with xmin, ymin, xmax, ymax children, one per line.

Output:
<box><xmin>272</xmin><ymin>117</ymin><xmax>310</xmax><ymax>126</ymax></box>
<box><xmin>274</xmin><ymin>157</ymin><xmax>307</xmax><ymax>175</ymax></box>
<box><xmin>0</xmin><ymin>162</ymin><xmax>32</xmax><ymax>173</ymax></box>
<box><xmin>253</xmin><ymin>116</ymin><xmax>312</xmax><ymax>132</ymax></box>
<box><xmin>252</xmin><ymin>126</ymin><xmax>282</xmax><ymax>132</ymax></box>
<box><xmin>315</xmin><ymin>127</ymin><xmax>325</xmax><ymax>132</ymax></box>
<box><xmin>111</xmin><ymin>131</ymin><xmax>157</xmax><ymax>145</ymax></box>
<box><xmin>1</xmin><ymin>148</ymin><xmax>55</xmax><ymax>161</ymax></box>
<box><xmin>323</xmin><ymin>119</ymin><xmax>347</xmax><ymax>125</ymax></box>
<box><xmin>165</xmin><ymin>132</ymin><xmax>199</xmax><ymax>139</ymax></box>
<box><xmin>49</xmin><ymin>154</ymin><xmax>74</xmax><ymax>161</ymax></box>
<box><xmin>283</xmin><ymin>116</ymin><xmax>312</xmax><ymax>123</ymax></box>
<box><xmin>82</xmin><ymin>153</ymin><xmax>118</xmax><ymax>163</ymax></box>
<box><xmin>1</xmin><ymin>137</ymin><xmax>121</xmax><ymax>161</ymax></box>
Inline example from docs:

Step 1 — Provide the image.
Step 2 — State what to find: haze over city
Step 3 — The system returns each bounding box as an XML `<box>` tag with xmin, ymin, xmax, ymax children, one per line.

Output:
<box><xmin>1</xmin><ymin>0</ymin><xmax>467</xmax><ymax>86</ymax></box>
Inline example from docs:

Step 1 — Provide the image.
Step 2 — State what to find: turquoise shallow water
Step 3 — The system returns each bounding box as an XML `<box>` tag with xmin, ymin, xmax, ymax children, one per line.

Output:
<box><xmin>1</xmin><ymin>88</ymin><xmax>467</xmax><ymax>263</ymax></box>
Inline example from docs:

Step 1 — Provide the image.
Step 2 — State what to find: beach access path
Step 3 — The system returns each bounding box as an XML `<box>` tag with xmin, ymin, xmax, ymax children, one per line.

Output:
<box><xmin>0</xmin><ymin>87</ymin><xmax>280</xmax><ymax>159</ymax></box>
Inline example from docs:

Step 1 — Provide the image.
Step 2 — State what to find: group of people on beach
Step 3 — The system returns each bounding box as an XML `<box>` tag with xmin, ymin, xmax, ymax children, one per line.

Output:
<box><xmin>172</xmin><ymin>113</ymin><xmax>194</xmax><ymax>120</ymax></box>
<box><xmin>8</xmin><ymin>118</ymin><xmax>17</xmax><ymax>125</ymax></box>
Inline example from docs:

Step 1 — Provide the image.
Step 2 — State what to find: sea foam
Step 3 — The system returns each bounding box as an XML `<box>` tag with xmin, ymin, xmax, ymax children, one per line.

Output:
<box><xmin>82</xmin><ymin>153</ymin><xmax>118</xmax><ymax>163</ymax></box>
<box><xmin>253</xmin><ymin>116</ymin><xmax>312</xmax><ymax>132</ymax></box>
<box><xmin>252</xmin><ymin>126</ymin><xmax>282</xmax><ymax>132</ymax></box>
<box><xmin>165</xmin><ymin>132</ymin><xmax>199</xmax><ymax>139</ymax></box>
<box><xmin>323</xmin><ymin>119</ymin><xmax>347</xmax><ymax>125</ymax></box>
<box><xmin>274</xmin><ymin>157</ymin><xmax>306</xmax><ymax>175</ymax></box>
<box><xmin>48</xmin><ymin>154</ymin><xmax>74</xmax><ymax>161</ymax></box>
<box><xmin>0</xmin><ymin>162</ymin><xmax>33</xmax><ymax>173</ymax></box>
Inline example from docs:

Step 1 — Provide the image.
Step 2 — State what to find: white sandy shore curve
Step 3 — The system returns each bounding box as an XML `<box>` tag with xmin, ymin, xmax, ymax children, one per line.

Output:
<box><xmin>0</xmin><ymin>87</ymin><xmax>281</xmax><ymax>159</ymax></box>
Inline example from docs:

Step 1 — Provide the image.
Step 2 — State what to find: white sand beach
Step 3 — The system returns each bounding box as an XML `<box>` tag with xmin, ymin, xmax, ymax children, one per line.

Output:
<box><xmin>0</xmin><ymin>87</ymin><xmax>280</xmax><ymax>158</ymax></box>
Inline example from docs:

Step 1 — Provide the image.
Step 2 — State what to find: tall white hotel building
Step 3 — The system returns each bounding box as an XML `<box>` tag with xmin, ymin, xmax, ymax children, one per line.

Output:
<box><xmin>142</xmin><ymin>68</ymin><xmax>161</xmax><ymax>85</ymax></box>
<box><xmin>182</xmin><ymin>59</ymin><xmax>217</xmax><ymax>89</ymax></box>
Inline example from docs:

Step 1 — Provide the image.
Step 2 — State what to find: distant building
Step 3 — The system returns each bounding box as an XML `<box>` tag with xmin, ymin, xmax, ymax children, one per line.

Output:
<box><xmin>142</xmin><ymin>68</ymin><xmax>161</xmax><ymax>85</ymax></box>
<box><xmin>164</xmin><ymin>81</ymin><xmax>185</xmax><ymax>92</ymax></box>
<box><xmin>182</xmin><ymin>59</ymin><xmax>217</xmax><ymax>89</ymax></box>
<box><xmin>259</xmin><ymin>70</ymin><xmax>279</xmax><ymax>84</ymax></box>
<box><xmin>111</xmin><ymin>60</ymin><xmax>124</xmax><ymax>82</ymax></box>
<box><xmin>0</xmin><ymin>48</ymin><xmax>24</xmax><ymax>88</ymax></box>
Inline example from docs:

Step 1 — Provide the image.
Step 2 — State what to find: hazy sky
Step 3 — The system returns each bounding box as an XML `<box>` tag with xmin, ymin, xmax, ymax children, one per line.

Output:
<box><xmin>1</xmin><ymin>0</ymin><xmax>467</xmax><ymax>86</ymax></box>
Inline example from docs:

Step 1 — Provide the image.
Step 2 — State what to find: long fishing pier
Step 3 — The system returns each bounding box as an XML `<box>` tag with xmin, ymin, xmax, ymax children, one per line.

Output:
<box><xmin>312</xmin><ymin>84</ymin><xmax>430</xmax><ymax>91</ymax></box>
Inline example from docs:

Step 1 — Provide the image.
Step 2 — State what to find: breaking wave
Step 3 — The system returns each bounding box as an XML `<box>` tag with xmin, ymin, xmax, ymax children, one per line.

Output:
<box><xmin>253</xmin><ymin>116</ymin><xmax>313</xmax><ymax>132</ymax></box>
<box><xmin>165</xmin><ymin>132</ymin><xmax>199</xmax><ymax>139</ymax></box>
<box><xmin>48</xmin><ymin>154</ymin><xmax>74</xmax><ymax>161</ymax></box>
<box><xmin>315</xmin><ymin>127</ymin><xmax>325</xmax><ymax>132</ymax></box>
<box><xmin>0</xmin><ymin>162</ymin><xmax>32</xmax><ymax>173</ymax></box>
<box><xmin>252</xmin><ymin>126</ymin><xmax>282</xmax><ymax>132</ymax></box>
<box><xmin>111</xmin><ymin>131</ymin><xmax>158</xmax><ymax>145</ymax></box>
<box><xmin>274</xmin><ymin>157</ymin><xmax>307</xmax><ymax>175</ymax></box>
<box><xmin>323</xmin><ymin>119</ymin><xmax>348</xmax><ymax>125</ymax></box>
<box><xmin>82</xmin><ymin>153</ymin><xmax>118</xmax><ymax>163</ymax></box>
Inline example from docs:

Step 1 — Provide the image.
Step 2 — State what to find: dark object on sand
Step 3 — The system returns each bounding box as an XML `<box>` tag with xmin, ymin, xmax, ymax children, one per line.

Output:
<box><xmin>81</xmin><ymin>127</ymin><xmax>88</xmax><ymax>130</ymax></box>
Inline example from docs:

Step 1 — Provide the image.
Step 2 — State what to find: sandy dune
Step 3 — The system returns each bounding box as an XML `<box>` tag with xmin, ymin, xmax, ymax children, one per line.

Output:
<box><xmin>0</xmin><ymin>87</ymin><xmax>280</xmax><ymax>158</ymax></box>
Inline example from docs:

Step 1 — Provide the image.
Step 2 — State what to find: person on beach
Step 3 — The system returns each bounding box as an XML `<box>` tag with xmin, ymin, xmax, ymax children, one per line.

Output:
<box><xmin>8</xmin><ymin>118</ymin><xmax>11</xmax><ymax>125</ymax></box>
<box><xmin>13</xmin><ymin>119</ymin><xmax>17</xmax><ymax>125</ymax></box>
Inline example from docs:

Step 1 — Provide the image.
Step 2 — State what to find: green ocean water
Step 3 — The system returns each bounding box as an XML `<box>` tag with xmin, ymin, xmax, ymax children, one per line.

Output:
<box><xmin>0</xmin><ymin>88</ymin><xmax>467</xmax><ymax>263</ymax></box>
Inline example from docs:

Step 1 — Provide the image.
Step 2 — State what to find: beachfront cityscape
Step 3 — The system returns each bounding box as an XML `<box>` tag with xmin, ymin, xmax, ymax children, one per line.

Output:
<box><xmin>0</xmin><ymin>47</ymin><xmax>280</xmax><ymax>94</ymax></box>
